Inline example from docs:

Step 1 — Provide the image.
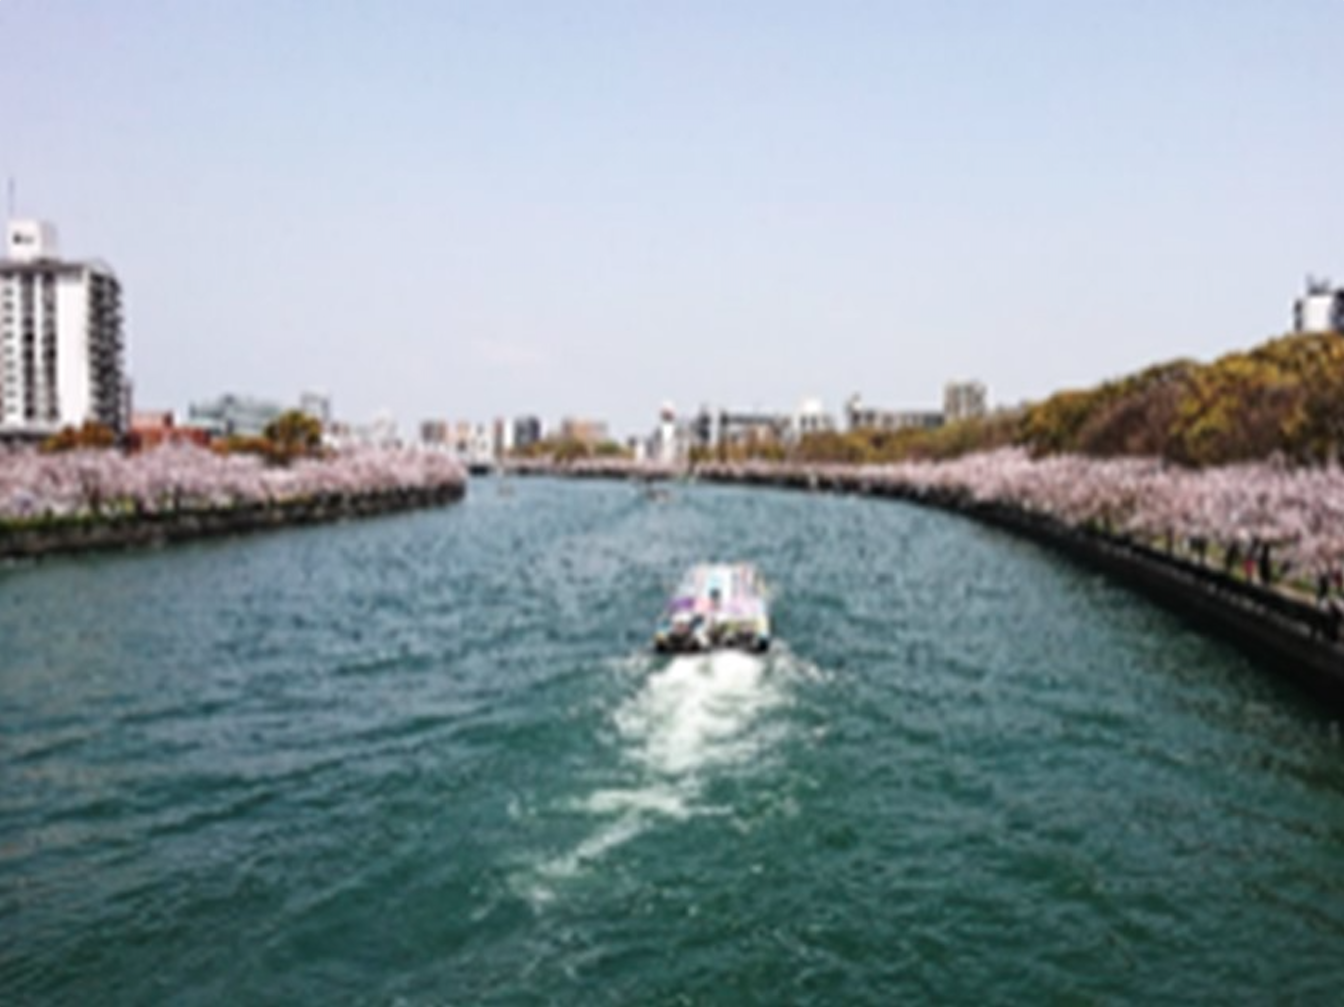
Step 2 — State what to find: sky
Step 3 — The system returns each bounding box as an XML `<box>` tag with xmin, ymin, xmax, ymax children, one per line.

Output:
<box><xmin>2</xmin><ymin>1</ymin><xmax>1342</xmax><ymax>438</ymax></box>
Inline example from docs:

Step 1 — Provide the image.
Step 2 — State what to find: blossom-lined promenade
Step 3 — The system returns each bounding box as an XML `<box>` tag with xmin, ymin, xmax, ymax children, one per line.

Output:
<box><xmin>510</xmin><ymin>449</ymin><xmax>1344</xmax><ymax>579</ymax></box>
<box><xmin>0</xmin><ymin>444</ymin><xmax>466</xmax><ymax>559</ymax></box>
<box><xmin>692</xmin><ymin>449</ymin><xmax>1344</xmax><ymax>699</ymax></box>
<box><xmin>701</xmin><ymin>450</ymin><xmax>1344</xmax><ymax>580</ymax></box>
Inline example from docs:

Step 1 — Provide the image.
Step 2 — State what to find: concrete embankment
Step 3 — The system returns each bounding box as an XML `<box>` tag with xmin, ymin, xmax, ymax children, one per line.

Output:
<box><xmin>0</xmin><ymin>483</ymin><xmax>465</xmax><ymax>562</ymax></box>
<box><xmin>696</xmin><ymin>466</ymin><xmax>1344</xmax><ymax>705</ymax></box>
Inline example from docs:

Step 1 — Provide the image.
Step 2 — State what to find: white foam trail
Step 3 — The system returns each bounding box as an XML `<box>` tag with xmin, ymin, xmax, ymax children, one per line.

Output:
<box><xmin>616</xmin><ymin>651</ymin><xmax>779</xmax><ymax>777</ymax></box>
<box><xmin>523</xmin><ymin>650</ymin><xmax>789</xmax><ymax>902</ymax></box>
<box><xmin>583</xmin><ymin>784</ymin><xmax>691</xmax><ymax>818</ymax></box>
<box><xmin>535</xmin><ymin>815</ymin><xmax>647</xmax><ymax>882</ymax></box>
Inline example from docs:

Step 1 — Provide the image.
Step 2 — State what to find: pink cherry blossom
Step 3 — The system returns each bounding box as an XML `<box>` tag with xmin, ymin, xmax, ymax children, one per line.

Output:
<box><xmin>0</xmin><ymin>444</ymin><xmax>465</xmax><ymax>522</ymax></box>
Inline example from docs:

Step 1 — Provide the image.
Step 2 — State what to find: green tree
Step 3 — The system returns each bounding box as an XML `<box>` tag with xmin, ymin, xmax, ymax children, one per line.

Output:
<box><xmin>263</xmin><ymin>410</ymin><xmax>324</xmax><ymax>462</ymax></box>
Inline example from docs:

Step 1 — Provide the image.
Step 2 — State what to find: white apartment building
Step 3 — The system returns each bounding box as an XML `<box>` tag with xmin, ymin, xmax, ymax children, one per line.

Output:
<box><xmin>793</xmin><ymin>397</ymin><xmax>835</xmax><ymax>439</ymax></box>
<box><xmin>1293</xmin><ymin>277</ymin><xmax>1344</xmax><ymax>334</ymax></box>
<box><xmin>845</xmin><ymin>394</ymin><xmax>943</xmax><ymax>433</ymax></box>
<box><xmin>650</xmin><ymin>402</ymin><xmax>681</xmax><ymax>464</ymax></box>
<box><xmin>446</xmin><ymin>420</ymin><xmax>494</xmax><ymax>465</ymax></box>
<box><xmin>0</xmin><ymin>220</ymin><xmax>126</xmax><ymax>437</ymax></box>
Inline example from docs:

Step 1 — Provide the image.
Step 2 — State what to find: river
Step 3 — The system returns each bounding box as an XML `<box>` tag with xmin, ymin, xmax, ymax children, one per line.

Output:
<box><xmin>4</xmin><ymin>477</ymin><xmax>1344</xmax><ymax>1004</ymax></box>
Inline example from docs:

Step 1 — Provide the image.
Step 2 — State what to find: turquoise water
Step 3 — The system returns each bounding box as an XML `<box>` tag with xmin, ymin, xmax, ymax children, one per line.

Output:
<box><xmin>4</xmin><ymin>478</ymin><xmax>1344</xmax><ymax>1004</ymax></box>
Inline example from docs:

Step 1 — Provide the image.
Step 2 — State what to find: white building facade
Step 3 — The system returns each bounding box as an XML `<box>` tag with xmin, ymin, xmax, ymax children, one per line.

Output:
<box><xmin>1293</xmin><ymin>277</ymin><xmax>1344</xmax><ymax>334</ymax></box>
<box><xmin>0</xmin><ymin>221</ymin><xmax>126</xmax><ymax>437</ymax></box>
<box><xmin>845</xmin><ymin>394</ymin><xmax>943</xmax><ymax>433</ymax></box>
<box><xmin>792</xmin><ymin>397</ymin><xmax>835</xmax><ymax>439</ymax></box>
<box><xmin>648</xmin><ymin>402</ymin><xmax>686</xmax><ymax>465</ymax></box>
<box><xmin>944</xmin><ymin>381</ymin><xmax>988</xmax><ymax>423</ymax></box>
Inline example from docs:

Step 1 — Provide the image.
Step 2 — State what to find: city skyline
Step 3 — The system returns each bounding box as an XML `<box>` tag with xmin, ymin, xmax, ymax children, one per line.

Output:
<box><xmin>2</xmin><ymin>1</ymin><xmax>1341</xmax><ymax>436</ymax></box>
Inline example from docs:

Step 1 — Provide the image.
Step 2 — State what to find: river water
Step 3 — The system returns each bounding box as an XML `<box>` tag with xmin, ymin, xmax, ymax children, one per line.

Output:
<box><xmin>4</xmin><ymin>477</ymin><xmax>1344</xmax><ymax>1004</ymax></box>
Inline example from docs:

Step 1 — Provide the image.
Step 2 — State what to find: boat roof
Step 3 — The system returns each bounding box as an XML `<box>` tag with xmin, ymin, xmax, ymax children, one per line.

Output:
<box><xmin>666</xmin><ymin>563</ymin><xmax>766</xmax><ymax>618</ymax></box>
<box><xmin>677</xmin><ymin>562</ymin><xmax>759</xmax><ymax>593</ymax></box>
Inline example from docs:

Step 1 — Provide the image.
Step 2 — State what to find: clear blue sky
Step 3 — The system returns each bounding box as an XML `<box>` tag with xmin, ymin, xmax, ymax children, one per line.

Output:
<box><xmin>3</xmin><ymin>1</ymin><xmax>1341</xmax><ymax>437</ymax></box>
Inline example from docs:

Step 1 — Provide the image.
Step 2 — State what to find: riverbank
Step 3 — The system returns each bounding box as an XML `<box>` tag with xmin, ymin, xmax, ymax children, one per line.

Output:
<box><xmin>0</xmin><ymin>483</ymin><xmax>466</xmax><ymax>561</ymax></box>
<box><xmin>689</xmin><ymin>460</ymin><xmax>1344</xmax><ymax>703</ymax></box>
<box><xmin>0</xmin><ymin>445</ymin><xmax>467</xmax><ymax>562</ymax></box>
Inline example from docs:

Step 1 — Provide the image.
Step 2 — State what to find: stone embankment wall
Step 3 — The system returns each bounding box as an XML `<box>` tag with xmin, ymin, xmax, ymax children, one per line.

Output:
<box><xmin>694</xmin><ymin>465</ymin><xmax>1344</xmax><ymax>705</ymax></box>
<box><xmin>0</xmin><ymin>484</ymin><xmax>465</xmax><ymax>562</ymax></box>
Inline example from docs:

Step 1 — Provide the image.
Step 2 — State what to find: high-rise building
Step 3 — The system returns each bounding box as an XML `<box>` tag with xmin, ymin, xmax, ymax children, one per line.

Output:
<box><xmin>513</xmin><ymin>416</ymin><xmax>542</xmax><ymax>451</ymax></box>
<box><xmin>492</xmin><ymin>417</ymin><xmax>516</xmax><ymax>457</ymax></box>
<box><xmin>652</xmin><ymin>402</ymin><xmax>679</xmax><ymax>464</ymax></box>
<box><xmin>0</xmin><ymin>220</ymin><xmax>126</xmax><ymax>438</ymax></box>
<box><xmin>943</xmin><ymin>381</ymin><xmax>988</xmax><ymax>423</ymax></box>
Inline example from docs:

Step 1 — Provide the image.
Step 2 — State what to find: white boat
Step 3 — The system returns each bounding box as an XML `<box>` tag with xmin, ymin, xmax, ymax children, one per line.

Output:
<box><xmin>653</xmin><ymin>563</ymin><xmax>771</xmax><ymax>654</ymax></box>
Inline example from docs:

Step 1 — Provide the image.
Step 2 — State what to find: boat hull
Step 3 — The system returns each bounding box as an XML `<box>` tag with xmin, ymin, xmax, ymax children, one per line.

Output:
<box><xmin>653</xmin><ymin>563</ymin><xmax>771</xmax><ymax>655</ymax></box>
<box><xmin>653</xmin><ymin>630</ymin><xmax>770</xmax><ymax>655</ymax></box>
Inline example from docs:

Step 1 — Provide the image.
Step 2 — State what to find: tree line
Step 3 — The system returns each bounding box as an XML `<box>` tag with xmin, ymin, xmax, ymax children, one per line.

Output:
<box><xmin>757</xmin><ymin>332</ymin><xmax>1344</xmax><ymax>468</ymax></box>
<box><xmin>41</xmin><ymin>410</ymin><xmax>326</xmax><ymax>465</ymax></box>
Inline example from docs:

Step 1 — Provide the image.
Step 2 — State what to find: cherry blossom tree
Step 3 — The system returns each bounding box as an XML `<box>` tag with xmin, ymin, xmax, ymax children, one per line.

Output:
<box><xmin>698</xmin><ymin>449</ymin><xmax>1344</xmax><ymax>579</ymax></box>
<box><xmin>0</xmin><ymin>444</ymin><xmax>465</xmax><ymax>522</ymax></box>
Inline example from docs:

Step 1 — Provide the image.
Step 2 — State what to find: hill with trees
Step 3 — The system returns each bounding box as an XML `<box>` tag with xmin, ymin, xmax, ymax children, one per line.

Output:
<box><xmin>790</xmin><ymin>332</ymin><xmax>1344</xmax><ymax>468</ymax></box>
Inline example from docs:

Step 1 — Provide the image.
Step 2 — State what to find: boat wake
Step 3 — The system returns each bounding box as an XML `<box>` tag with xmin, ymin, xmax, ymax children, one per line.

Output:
<box><xmin>521</xmin><ymin>648</ymin><xmax>798</xmax><ymax>902</ymax></box>
<box><xmin>617</xmin><ymin>648</ymin><xmax>782</xmax><ymax>778</ymax></box>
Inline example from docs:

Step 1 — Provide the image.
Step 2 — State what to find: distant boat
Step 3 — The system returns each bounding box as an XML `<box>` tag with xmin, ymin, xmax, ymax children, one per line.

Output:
<box><xmin>653</xmin><ymin>563</ymin><xmax>771</xmax><ymax>654</ymax></box>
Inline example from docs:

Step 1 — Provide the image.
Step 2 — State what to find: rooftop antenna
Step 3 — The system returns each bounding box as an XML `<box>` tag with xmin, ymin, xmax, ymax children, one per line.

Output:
<box><xmin>5</xmin><ymin>176</ymin><xmax>14</xmax><ymax>222</ymax></box>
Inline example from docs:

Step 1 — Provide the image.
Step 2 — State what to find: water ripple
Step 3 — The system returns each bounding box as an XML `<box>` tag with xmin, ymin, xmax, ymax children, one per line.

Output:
<box><xmin>4</xmin><ymin>481</ymin><xmax>1344</xmax><ymax>1004</ymax></box>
